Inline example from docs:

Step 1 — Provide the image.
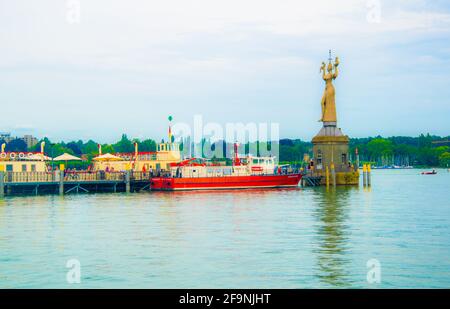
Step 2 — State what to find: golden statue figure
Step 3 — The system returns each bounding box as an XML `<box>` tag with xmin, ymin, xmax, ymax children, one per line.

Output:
<box><xmin>319</xmin><ymin>52</ymin><xmax>339</xmax><ymax>123</ymax></box>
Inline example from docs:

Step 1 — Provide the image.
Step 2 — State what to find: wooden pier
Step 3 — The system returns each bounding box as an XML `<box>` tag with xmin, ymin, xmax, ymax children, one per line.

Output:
<box><xmin>0</xmin><ymin>171</ymin><xmax>152</xmax><ymax>196</ymax></box>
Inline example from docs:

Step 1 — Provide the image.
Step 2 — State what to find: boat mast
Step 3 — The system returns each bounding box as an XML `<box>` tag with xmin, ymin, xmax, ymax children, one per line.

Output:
<box><xmin>233</xmin><ymin>142</ymin><xmax>241</xmax><ymax>166</ymax></box>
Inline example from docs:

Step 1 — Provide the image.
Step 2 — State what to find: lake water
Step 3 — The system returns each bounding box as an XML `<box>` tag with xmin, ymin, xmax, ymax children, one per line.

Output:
<box><xmin>0</xmin><ymin>169</ymin><xmax>449</xmax><ymax>288</ymax></box>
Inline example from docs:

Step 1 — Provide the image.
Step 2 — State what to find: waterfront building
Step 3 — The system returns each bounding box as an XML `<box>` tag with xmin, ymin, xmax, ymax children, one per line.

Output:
<box><xmin>0</xmin><ymin>132</ymin><xmax>38</xmax><ymax>149</ymax></box>
<box><xmin>0</xmin><ymin>142</ymin><xmax>47</xmax><ymax>172</ymax></box>
<box><xmin>93</xmin><ymin>135</ymin><xmax>181</xmax><ymax>173</ymax></box>
<box><xmin>311</xmin><ymin>52</ymin><xmax>359</xmax><ymax>185</ymax></box>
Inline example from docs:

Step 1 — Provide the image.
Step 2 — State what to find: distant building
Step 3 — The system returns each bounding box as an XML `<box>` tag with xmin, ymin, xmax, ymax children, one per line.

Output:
<box><xmin>0</xmin><ymin>132</ymin><xmax>38</xmax><ymax>149</ymax></box>
<box><xmin>431</xmin><ymin>140</ymin><xmax>450</xmax><ymax>146</ymax></box>
<box><xmin>0</xmin><ymin>132</ymin><xmax>13</xmax><ymax>143</ymax></box>
<box><xmin>22</xmin><ymin>135</ymin><xmax>38</xmax><ymax>149</ymax></box>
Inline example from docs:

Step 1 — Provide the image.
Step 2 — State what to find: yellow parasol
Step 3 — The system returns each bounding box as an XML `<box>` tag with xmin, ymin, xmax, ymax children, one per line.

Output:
<box><xmin>53</xmin><ymin>153</ymin><xmax>82</xmax><ymax>161</ymax></box>
<box><xmin>93</xmin><ymin>153</ymin><xmax>123</xmax><ymax>161</ymax></box>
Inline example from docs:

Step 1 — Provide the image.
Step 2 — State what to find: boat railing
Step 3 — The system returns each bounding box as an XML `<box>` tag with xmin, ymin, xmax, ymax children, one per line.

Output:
<box><xmin>167</xmin><ymin>167</ymin><xmax>302</xmax><ymax>178</ymax></box>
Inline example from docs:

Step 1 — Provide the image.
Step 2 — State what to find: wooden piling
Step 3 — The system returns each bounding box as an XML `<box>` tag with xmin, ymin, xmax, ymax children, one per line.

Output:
<box><xmin>367</xmin><ymin>164</ymin><xmax>371</xmax><ymax>186</ymax></box>
<box><xmin>0</xmin><ymin>171</ymin><xmax>4</xmax><ymax>197</ymax></box>
<box><xmin>125</xmin><ymin>170</ymin><xmax>131</xmax><ymax>193</ymax></box>
<box><xmin>325</xmin><ymin>166</ymin><xmax>330</xmax><ymax>187</ymax></box>
<box><xmin>362</xmin><ymin>164</ymin><xmax>367</xmax><ymax>186</ymax></box>
<box><xmin>330</xmin><ymin>163</ymin><xmax>336</xmax><ymax>187</ymax></box>
<box><xmin>59</xmin><ymin>170</ymin><xmax>64</xmax><ymax>195</ymax></box>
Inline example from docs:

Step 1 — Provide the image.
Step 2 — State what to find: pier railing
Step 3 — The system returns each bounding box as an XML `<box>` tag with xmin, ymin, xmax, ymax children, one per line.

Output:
<box><xmin>3</xmin><ymin>172</ymin><xmax>56</xmax><ymax>183</ymax></box>
<box><xmin>1</xmin><ymin>171</ymin><xmax>152</xmax><ymax>184</ymax></box>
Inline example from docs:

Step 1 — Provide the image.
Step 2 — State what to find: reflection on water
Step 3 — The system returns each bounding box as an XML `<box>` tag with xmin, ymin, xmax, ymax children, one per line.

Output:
<box><xmin>313</xmin><ymin>187</ymin><xmax>355</xmax><ymax>287</ymax></box>
<box><xmin>0</xmin><ymin>170</ymin><xmax>449</xmax><ymax>288</ymax></box>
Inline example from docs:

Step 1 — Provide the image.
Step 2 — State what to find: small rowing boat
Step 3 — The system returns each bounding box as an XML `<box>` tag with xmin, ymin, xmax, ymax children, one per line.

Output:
<box><xmin>421</xmin><ymin>170</ymin><xmax>437</xmax><ymax>175</ymax></box>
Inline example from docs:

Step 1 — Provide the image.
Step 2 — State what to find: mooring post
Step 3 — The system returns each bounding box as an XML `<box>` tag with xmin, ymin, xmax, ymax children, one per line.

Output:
<box><xmin>362</xmin><ymin>164</ymin><xmax>367</xmax><ymax>186</ymax></box>
<box><xmin>325</xmin><ymin>165</ymin><xmax>330</xmax><ymax>187</ymax></box>
<box><xmin>367</xmin><ymin>164</ymin><xmax>371</xmax><ymax>186</ymax></box>
<box><xmin>125</xmin><ymin>170</ymin><xmax>131</xmax><ymax>193</ymax></box>
<box><xmin>0</xmin><ymin>171</ymin><xmax>5</xmax><ymax>198</ymax></box>
<box><xmin>330</xmin><ymin>163</ymin><xmax>336</xmax><ymax>187</ymax></box>
<box><xmin>59</xmin><ymin>170</ymin><xmax>64</xmax><ymax>195</ymax></box>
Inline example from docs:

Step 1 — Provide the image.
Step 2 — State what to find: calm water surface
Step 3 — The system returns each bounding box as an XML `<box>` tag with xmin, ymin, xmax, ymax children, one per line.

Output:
<box><xmin>0</xmin><ymin>169</ymin><xmax>449</xmax><ymax>288</ymax></box>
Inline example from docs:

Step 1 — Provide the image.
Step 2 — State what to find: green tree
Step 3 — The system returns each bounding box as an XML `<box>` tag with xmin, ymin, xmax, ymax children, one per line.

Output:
<box><xmin>113</xmin><ymin>134</ymin><xmax>134</xmax><ymax>153</ymax></box>
<box><xmin>5</xmin><ymin>139</ymin><xmax>27</xmax><ymax>152</ymax></box>
<box><xmin>51</xmin><ymin>144</ymin><xmax>74</xmax><ymax>156</ymax></box>
<box><xmin>82</xmin><ymin>140</ymin><xmax>99</xmax><ymax>156</ymax></box>
<box><xmin>66</xmin><ymin>141</ymin><xmax>82</xmax><ymax>155</ymax></box>
<box><xmin>434</xmin><ymin>146</ymin><xmax>449</xmax><ymax>157</ymax></box>
<box><xmin>367</xmin><ymin>138</ymin><xmax>393</xmax><ymax>164</ymax></box>
<box><xmin>139</xmin><ymin>139</ymin><xmax>157</xmax><ymax>152</ymax></box>
<box><xmin>102</xmin><ymin>144</ymin><xmax>115</xmax><ymax>154</ymax></box>
<box><xmin>439</xmin><ymin>152</ymin><xmax>450</xmax><ymax>167</ymax></box>
<box><xmin>418</xmin><ymin>133</ymin><xmax>433</xmax><ymax>148</ymax></box>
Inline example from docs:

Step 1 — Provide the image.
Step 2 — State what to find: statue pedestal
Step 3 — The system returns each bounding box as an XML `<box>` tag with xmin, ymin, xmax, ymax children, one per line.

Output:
<box><xmin>311</xmin><ymin>124</ymin><xmax>359</xmax><ymax>185</ymax></box>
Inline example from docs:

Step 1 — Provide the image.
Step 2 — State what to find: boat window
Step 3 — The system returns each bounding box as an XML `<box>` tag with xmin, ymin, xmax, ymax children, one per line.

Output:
<box><xmin>6</xmin><ymin>164</ymin><xmax>13</xmax><ymax>172</ymax></box>
<box><xmin>31</xmin><ymin>165</ymin><xmax>36</xmax><ymax>172</ymax></box>
<box><xmin>253</xmin><ymin>159</ymin><xmax>258</xmax><ymax>164</ymax></box>
<box><xmin>22</xmin><ymin>164</ymin><xmax>27</xmax><ymax>172</ymax></box>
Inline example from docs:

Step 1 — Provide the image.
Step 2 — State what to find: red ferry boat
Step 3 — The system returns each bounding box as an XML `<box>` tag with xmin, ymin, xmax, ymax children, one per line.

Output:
<box><xmin>150</xmin><ymin>144</ymin><xmax>302</xmax><ymax>191</ymax></box>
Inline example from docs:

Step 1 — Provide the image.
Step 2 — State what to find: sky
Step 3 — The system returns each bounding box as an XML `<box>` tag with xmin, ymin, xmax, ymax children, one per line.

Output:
<box><xmin>0</xmin><ymin>0</ymin><xmax>449</xmax><ymax>143</ymax></box>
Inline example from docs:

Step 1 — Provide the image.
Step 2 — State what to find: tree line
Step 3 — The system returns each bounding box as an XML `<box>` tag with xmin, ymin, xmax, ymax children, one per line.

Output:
<box><xmin>279</xmin><ymin>134</ymin><xmax>450</xmax><ymax>167</ymax></box>
<box><xmin>1</xmin><ymin>133</ymin><xmax>449</xmax><ymax>167</ymax></box>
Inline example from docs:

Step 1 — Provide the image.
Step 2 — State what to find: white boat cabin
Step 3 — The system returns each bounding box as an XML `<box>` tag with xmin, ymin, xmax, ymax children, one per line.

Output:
<box><xmin>169</xmin><ymin>156</ymin><xmax>278</xmax><ymax>178</ymax></box>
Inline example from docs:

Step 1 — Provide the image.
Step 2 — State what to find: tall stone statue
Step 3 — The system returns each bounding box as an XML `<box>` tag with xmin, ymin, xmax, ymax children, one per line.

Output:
<box><xmin>319</xmin><ymin>52</ymin><xmax>339</xmax><ymax>123</ymax></box>
<box><xmin>311</xmin><ymin>51</ymin><xmax>358</xmax><ymax>185</ymax></box>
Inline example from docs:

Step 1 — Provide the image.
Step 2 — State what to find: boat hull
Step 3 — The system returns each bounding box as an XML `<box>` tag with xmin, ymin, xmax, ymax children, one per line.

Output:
<box><xmin>150</xmin><ymin>174</ymin><xmax>302</xmax><ymax>191</ymax></box>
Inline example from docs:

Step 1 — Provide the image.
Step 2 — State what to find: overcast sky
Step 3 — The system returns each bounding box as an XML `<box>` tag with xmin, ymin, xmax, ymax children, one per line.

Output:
<box><xmin>0</xmin><ymin>0</ymin><xmax>449</xmax><ymax>142</ymax></box>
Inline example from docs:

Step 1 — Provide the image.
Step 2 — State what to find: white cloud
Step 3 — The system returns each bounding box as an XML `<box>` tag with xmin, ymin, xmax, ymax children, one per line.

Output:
<box><xmin>0</xmin><ymin>0</ymin><xmax>449</xmax><ymax>140</ymax></box>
